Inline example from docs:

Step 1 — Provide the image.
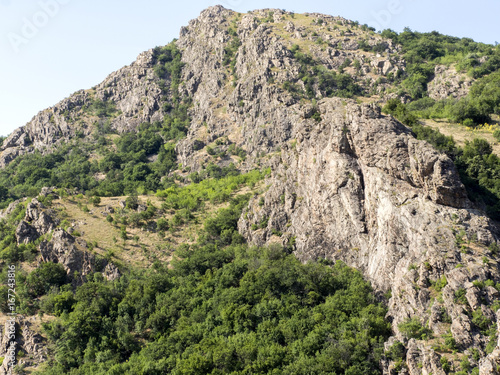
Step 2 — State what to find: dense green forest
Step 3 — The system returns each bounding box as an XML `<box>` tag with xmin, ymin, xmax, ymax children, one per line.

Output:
<box><xmin>0</xmin><ymin>184</ymin><xmax>390</xmax><ymax>374</ymax></box>
<box><xmin>38</xmin><ymin>237</ymin><xmax>390</xmax><ymax>374</ymax></box>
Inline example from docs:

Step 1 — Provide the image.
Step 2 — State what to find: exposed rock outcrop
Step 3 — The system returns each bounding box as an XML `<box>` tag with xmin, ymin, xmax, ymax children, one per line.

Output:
<box><xmin>16</xmin><ymin>220</ymin><xmax>39</xmax><ymax>245</ymax></box>
<box><xmin>0</xmin><ymin>199</ymin><xmax>25</xmax><ymax>221</ymax></box>
<box><xmin>140</xmin><ymin>6</ymin><xmax>401</xmax><ymax>172</ymax></box>
<box><xmin>0</xmin><ymin>50</ymin><xmax>166</xmax><ymax>167</ymax></box>
<box><xmin>0</xmin><ymin>317</ymin><xmax>49</xmax><ymax>375</ymax></box>
<box><xmin>0</xmin><ymin>320</ymin><xmax>18</xmax><ymax>375</ymax></box>
<box><xmin>14</xmin><ymin>198</ymin><xmax>58</xmax><ymax>245</ymax></box>
<box><xmin>428</xmin><ymin>64</ymin><xmax>473</xmax><ymax>100</ymax></box>
<box><xmin>103</xmin><ymin>262</ymin><xmax>121</xmax><ymax>281</ymax></box>
<box><xmin>480</xmin><ymin>310</ymin><xmax>500</xmax><ymax>374</ymax></box>
<box><xmin>10</xmin><ymin>192</ymin><xmax>118</xmax><ymax>285</ymax></box>
<box><xmin>39</xmin><ymin>229</ymin><xmax>95</xmax><ymax>279</ymax></box>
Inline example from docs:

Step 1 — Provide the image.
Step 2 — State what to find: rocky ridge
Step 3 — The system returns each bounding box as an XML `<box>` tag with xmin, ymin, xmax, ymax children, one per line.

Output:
<box><xmin>0</xmin><ymin>49</ymin><xmax>166</xmax><ymax>168</ymax></box>
<box><xmin>175</xmin><ymin>7</ymin><xmax>406</xmax><ymax>170</ymax></box>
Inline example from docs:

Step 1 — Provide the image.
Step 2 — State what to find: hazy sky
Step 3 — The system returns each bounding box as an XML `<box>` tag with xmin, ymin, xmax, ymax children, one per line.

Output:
<box><xmin>1</xmin><ymin>0</ymin><xmax>499</xmax><ymax>137</ymax></box>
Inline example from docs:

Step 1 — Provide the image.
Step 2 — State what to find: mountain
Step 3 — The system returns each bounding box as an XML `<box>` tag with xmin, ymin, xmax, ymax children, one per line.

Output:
<box><xmin>1</xmin><ymin>5</ymin><xmax>500</xmax><ymax>374</ymax></box>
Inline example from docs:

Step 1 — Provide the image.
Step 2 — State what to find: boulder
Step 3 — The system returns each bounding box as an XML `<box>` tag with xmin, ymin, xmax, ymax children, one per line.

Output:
<box><xmin>39</xmin><ymin>229</ymin><xmax>98</xmax><ymax>280</ymax></box>
<box><xmin>16</xmin><ymin>221</ymin><xmax>39</xmax><ymax>245</ymax></box>
<box><xmin>103</xmin><ymin>263</ymin><xmax>121</xmax><ymax>281</ymax></box>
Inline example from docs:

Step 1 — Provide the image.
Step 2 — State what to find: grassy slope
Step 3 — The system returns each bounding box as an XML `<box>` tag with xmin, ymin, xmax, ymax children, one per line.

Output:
<box><xmin>423</xmin><ymin>117</ymin><xmax>500</xmax><ymax>156</ymax></box>
<box><xmin>51</xmin><ymin>184</ymin><xmax>262</xmax><ymax>271</ymax></box>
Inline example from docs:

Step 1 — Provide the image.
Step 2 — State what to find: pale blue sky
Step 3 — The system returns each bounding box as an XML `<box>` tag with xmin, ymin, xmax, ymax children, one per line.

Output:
<box><xmin>1</xmin><ymin>0</ymin><xmax>499</xmax><ymax>137</ymax></box>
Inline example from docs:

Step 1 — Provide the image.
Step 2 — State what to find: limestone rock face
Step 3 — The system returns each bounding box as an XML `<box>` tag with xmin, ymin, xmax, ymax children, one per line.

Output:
<box><xmin>0</xmin><ymin>320</ymin><xmax>18</xmax><ymax>375</ymax></box>
<box><xmin>25</xmin><ymin>198</ymin><xmax>58</xmax><ymax>234</ymax></box>
<box><xmin>39</xmin><ymin>229</ymin><xmax>101</xmax><ymax>282</ymax></box>
<box><xmin>103</xmin><ymin>262</ymin><xmax>121</xmax><ymax>281</ymax></box>
<box><xmin>175</xmin><ymin>6</ymin><xmax>405</xmax><ymax>171</ymax></box>
<box><xmin>480</xmin><ymin>310</ymin><xmax>500</xmax><ymax>374</ymax></box>
<box><xmin>33</xmin><ymin>211</ymin><xmax>57</xmax><ymax>234</ymax></box>
<box><xmin>428</xmin><ymin>64</ymin><xmax>473</xmax><ymax>100</ymax></box>
<box><xmin>14</xmin><ymin>198</ymin><xmax>58</xmax><ymax>245</ymax></box>
<box><xmin>238</xmin><ymin>99</ymin><xmax>473</xmax><ymax>279</ymax></box>
<box><xmin>25</xmin><ymin>199</ymin><xmax>45</xmax><ymax>222</ymax></box>
<box><xmin>16</xmin><ymin>220</ymin><xmax>39</xmax><ymax>245</ymax></box>
<box><xmin>94</xmin><ymin>49</ymin><xmax>165</xmax><ymax>134</ymax></box>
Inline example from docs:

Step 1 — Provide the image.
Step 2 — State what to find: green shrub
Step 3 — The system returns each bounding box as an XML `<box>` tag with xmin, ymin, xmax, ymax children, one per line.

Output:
<box><xmin>398</xmin><ymin>317</ymin><xmax>430</xmax><ymax>339</ymax></box>
<box><xmin>86</xmin><ymin>98</ymin><xmax>118</xmax><ymax>118</ymax></box>
<box><xmin>25</xmin><ymin>263</ymin><xmax>68</xmax><ymax>298</ymax></box>
<box><xmin>383</xmin><ymin>99</ymin><xmax>418</xmax><ymax>126</ymax></box>
<box><xmin>472</xmin><ymin>309</ymin><xmax>492</xmax><ymax>333</ymax></box>
<box><xmin>432</xmin><ymin>275</ymin><xmax>448</xmax><ymax>292</ymax></box>
<box><xmin>454</xmin><ymin>288</ymin><xmax>468</xmax><ymax>304</ymax></box>
<box><xmin>89</xmin><ymin>196</ymin><xmax>101</xmax><ymax>206</ymax></box>
<box><xmin>40</xmin><ymin>289</ymin><xmax>76</xmax><ymax>316</ymax></box>
<box><xmin>120</xmin><ymin>226</ymin><xmax>128</xmax><ymax>241</ymax></box>
<box><xmin>157</xmin><ymin>218</ymin><xmax>168</xmax><ymax>231</ymax></box>
<box><xmin>125</xmin><ymin>194</ymin><xmax>139</xmax><ymax>210</ymax></box>
<box><xmin>440</xmin><ymin>357</ymin><xmax>451</xmax><ymax>372</ymax></box>
<box><xmin>282</xmin><ymin>47</ymin><xmax>363</xmax><ymax>100</ymax></box>
<box><xmin>486</xmin><ymin>332</ymin><xmax>498</xmax><ymax>354</ymax></box>
<box><xmin>445</xmin><ymin>336</ymin><xmax>457</xmax><ymax>350</ymax></box>
<box><xmin>385</xmin><ymin>341</ymin><xmax>405</xmax><ymax>361</ymax></box>
<box><xmin>440</xmin><ymin>307</ymin><xmax>452</xmax><ymax>324</ymax></box>
<box><xmin>460</xmin><ymin>357</ymin><xmax>470</xmax><ymax>372</ymax></box>
<box><xmin>493</xmin><ymin>129</ymin><xmax>500</xmax><ymax>142</ymax></box>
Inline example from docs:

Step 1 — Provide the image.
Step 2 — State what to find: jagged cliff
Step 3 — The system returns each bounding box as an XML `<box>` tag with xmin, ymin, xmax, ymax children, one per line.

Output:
<box><xmin>1</xmin><ymin>5</ymin><xmax>500</xmax><ymax>374</ymax></box>
<box><xmin>0</xmin><ymin>49</ymin><xmax>166</xmax><ymax>167</ymax></box>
